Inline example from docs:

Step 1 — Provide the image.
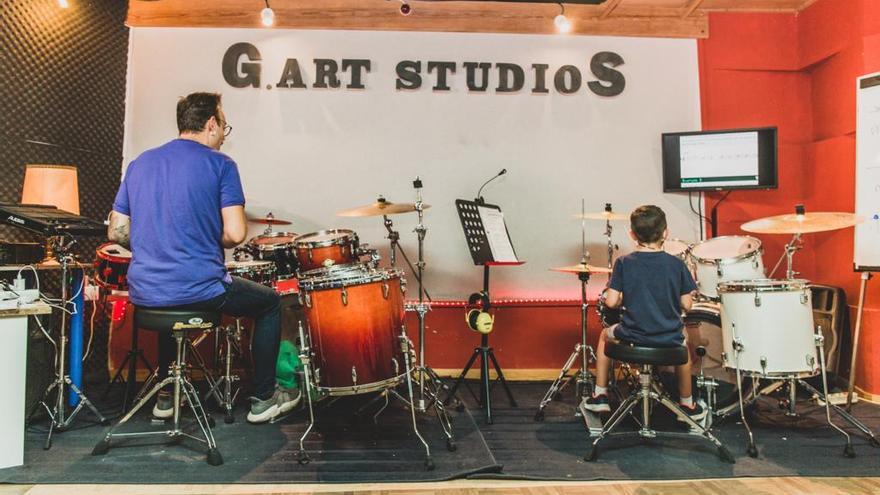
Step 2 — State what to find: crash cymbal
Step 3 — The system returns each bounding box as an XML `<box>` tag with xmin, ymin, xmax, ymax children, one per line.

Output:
<box><xmin>573</xmin><ymin>211</ymin><xmax>628</xmax><ymax>221</ymax></box>
<box><xmin>248</xmin><ymin>216</ymin><xmax>292</xmax><ymax>225</ymax></box>
<box><xmin>741</xmin><ymin>212</ymin><xmax>863</xmax><ymax>235</ymax></box>
<box><xmin>337</xmin><ymin>197</ymin><xmax>431</xmax><ymax>217</ymax></box>
<box><xmin>550</xmin><ymin>263</ymin><xmax>612</xmax><ymax>274</ymax></box>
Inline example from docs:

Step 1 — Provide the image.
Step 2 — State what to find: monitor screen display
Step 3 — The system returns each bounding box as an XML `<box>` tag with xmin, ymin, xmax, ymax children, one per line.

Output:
<box><xmin>662</xmin><ymin>127</ymin><xmax>778</xmax><ymax>192</ymax></box>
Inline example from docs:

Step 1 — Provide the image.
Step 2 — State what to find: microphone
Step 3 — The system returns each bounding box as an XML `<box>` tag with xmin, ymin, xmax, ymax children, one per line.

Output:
<box><xmin>475</xmin><ymin>169</ymin><xmax>507</xmax><ymax>204</ymax></box>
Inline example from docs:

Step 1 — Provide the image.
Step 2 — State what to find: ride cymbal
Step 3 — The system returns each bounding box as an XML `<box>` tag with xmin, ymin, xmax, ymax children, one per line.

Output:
<box><xmin>550</xmin><ymin>263</ymin><xmax>612</xmax><ymax>274</ymax></box>
<box><xmin>337</xmin><ymin>197</ymin><xmax>431</xmax><ymax>217</ymax></box>
<box><xmin>741</xmin><ymin>212</ymin><xmax>863</xmax><ymax>235</ymax></box>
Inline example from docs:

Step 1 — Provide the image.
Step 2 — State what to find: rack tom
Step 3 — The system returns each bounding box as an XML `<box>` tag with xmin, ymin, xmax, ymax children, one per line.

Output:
<box><xmin>690</xmin><ymin>235</ymin><xmax>764</xmax><ymax>299</ymax></box>
<box><xmin>294</xmin><ymin>229</ymin><xmax>360</xmax><ymax>273</ymax></box>
<box><xmin>225</xmin><ymin>260</ymin><xmax>276</xmax><ymax>287</ymax></box>
<box><xmin>247</xmin><ymin>232</ymin><xmax>299</xmax><ymax>279</ymax></box>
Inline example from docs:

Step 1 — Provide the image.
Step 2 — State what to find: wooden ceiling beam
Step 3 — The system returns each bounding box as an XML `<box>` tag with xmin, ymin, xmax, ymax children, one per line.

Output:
<box><xmin>681</xmin><ymin>0</ymin><xmax>705</xmax><ymax>18</ymax></box>
<box><xmin>127</xmin><ymin>0</ymin><xmax>709</xmax><ymax>39</ymax></box>
<box><xmin>599</xmin><ymin>0</ymin><xmax>624</xmax><ymax>19</ymax></box>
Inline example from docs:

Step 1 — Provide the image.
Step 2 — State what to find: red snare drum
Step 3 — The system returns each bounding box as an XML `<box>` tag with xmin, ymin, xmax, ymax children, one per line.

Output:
<box><xmin>94</xmin><ymin>243</ymin><xmax>132</xmax><ymax>291</ymax></box>
<box><xmin>246</xmin><ymin>232</ymin><xmax>299</xmax><ymax>279</ymax></box>
<box><xmin>299</xmin><ymin>266</ymin><xmax>407</xmax><ymax>395</ymax></box>
<box><xmin>294</xmin><ymin>229</ymin><xmax>359</xmax><ymax>273</ymax></box>
<box><xmin>273</xmin><ymin>277</ymin><xmax>299</xmax><ymax>296</ymax></box>
<box><xmin>225</xmin><ymin>260</ymin><xmax>276</xmax><ymax>287</ymax></box>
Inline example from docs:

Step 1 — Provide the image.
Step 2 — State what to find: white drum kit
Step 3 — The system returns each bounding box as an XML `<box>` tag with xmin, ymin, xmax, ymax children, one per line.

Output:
<box><xmin>545</xmin><ymin>202</ymin><xmax>877</xmax><ymax>458</ymax></box>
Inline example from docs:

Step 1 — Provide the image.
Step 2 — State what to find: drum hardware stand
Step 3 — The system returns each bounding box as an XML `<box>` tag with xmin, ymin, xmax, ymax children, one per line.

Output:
<box><xmin>294</xmin><ymin>322</ymin><xmax>442</xmax><ymax>470</ymax></box>
<box><xmin>603</xmin><ymin>203</ymin><xmax>619</xmax><ymax>269</ymax></box>
<box><xmin>204</xmin><ymin>318</ymin><xmax>244</xmax><ymax>424</ymax></box>
<box><xmin>847</xmin><ymin>271</ymin><xmax>872</xmax><ymax>411</ymax></box>
<box><xmin>694</xmin><ymin>346</ymin><xmax>719</xmax><ymax>430</ymax></box>
<box><xmin>535</xmin><ymin>269</ymin><xmax>597</xmax><ymax>421</ymax></box>
<box><xmin>768</xmin><ymin>232</ymin><xmax>803</xmax><ymax>279</ymax></box>
<box><xmin>730</xmin><ymin>327</ymin><xmax>858</xmax><ymax>458</ymax></box>
<box><xmin>35</xmin><ymin>237</ymin><xmax>108</xmax><ymax>450</ymax></box>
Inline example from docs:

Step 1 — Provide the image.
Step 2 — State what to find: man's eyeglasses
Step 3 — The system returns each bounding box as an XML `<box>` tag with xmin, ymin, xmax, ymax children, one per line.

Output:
<box><xmin>223</xmin><ymin>124</ymin><xmax>232</xmax><ymax>137</ymax></box>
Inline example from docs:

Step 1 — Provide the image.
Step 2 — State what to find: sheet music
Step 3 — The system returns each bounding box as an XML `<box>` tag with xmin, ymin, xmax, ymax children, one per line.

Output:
<box><xmin>478</xmin><ymin>206</ymin><xmax>517</xmax><ymax>262</ymax></box>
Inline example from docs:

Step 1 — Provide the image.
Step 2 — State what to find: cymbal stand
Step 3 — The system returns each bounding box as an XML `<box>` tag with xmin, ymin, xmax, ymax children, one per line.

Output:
<box><xmin>37</xmin><ymin>237</ymin><xmax>108</xmax><ymax>449</ymax></box>
<box><xmin>382</xmin><ymin>214</ymin><xmax>431</xmax><ymax>302</ymax></box>
<box><xmin>535</xmin><ymin>270</ymin><xmax>597</xmax><ymax>421</ymax></box>
<box><xmin>603</xmin><ymin>203</ymin><xmax>619</xmax><ymax>269</ymax></box>
<box><xmin>768</xmin><ymin>233</ymin><xmax>803</xmax><ymax>279</ymax></box>
<box><xmin>263</xmin><ymin>212</ymin><xmax>276</xmax><ymax>235</ymax></box>
<box><xmin>412</xmin><ymin>177</ymin><xmax>430</xmax><ymax>411</ymax></box>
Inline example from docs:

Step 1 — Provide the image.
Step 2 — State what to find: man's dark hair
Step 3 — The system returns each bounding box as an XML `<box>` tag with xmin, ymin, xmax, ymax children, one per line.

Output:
<box><xmin>630</xmin><ymin>205</ymin><xmax>667</xmax><ymax>244</ymax></box>
<box><xmin>176</xmin><ymin>92</ymin><xmax>222</xmax><ymax>134</ymax></box>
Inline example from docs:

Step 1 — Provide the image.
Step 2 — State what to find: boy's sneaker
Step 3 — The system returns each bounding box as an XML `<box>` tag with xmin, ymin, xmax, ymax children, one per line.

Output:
<box><xmin>582</xmin><ymin>394</ymin><xmax>611</xmax><ymax>413</ymax></box>
<box><xmin>678</xmin><ymin>402</ymin><xmax>707</xmax><ymax>422</ymax></box>
<box><xmin>152</xmin><ymin>391</ymin><xmax>185</xmax><ymax>419</ymax></box>
<box><xmin>247</xmin><ymin>385</ymin><xmax>302</xmax><ymax>424</ymax></box>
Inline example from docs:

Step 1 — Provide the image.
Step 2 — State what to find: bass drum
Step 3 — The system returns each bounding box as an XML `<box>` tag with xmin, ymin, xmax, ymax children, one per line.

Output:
<box><xmin>684</xmin><ymin>301</ymin><xmax>752</xmax><ymax>412</ymax></box>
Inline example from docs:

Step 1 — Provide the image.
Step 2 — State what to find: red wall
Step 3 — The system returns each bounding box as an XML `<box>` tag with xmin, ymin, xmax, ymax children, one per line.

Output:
<box><xmin>700</xmin><ymin>0</ymin><xmax>880</xmax><ymax>394</ymax></box>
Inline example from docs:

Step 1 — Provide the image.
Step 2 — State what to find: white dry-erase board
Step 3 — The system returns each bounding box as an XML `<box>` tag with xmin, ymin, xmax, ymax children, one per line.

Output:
<box><xmin>855</xmin><ymin>72</ymin><xmax>880</xmax><ymax>271</ymax></box>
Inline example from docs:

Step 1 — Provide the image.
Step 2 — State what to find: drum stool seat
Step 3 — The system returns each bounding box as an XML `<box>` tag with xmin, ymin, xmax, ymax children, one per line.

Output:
<box><xmin>92</xmin><ymin>308</ymin><xmax>223</xmax><ymax>466</ymax></box>
<box><xmin>585</xmin><ymin>341</ymin><xmax>734</xmax><ymax>464</ymax></box>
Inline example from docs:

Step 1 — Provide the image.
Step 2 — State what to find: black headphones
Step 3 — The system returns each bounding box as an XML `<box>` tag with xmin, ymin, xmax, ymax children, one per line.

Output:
<box><xmin>465</xmin><ymin>291</ymin><xmax>494</xmax><ymax>334</ymax></box>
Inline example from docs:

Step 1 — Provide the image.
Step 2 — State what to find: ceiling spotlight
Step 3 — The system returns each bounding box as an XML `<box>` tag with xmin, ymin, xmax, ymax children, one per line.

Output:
<box><xmin>399</xmin><ymin>0</ymin><xmax>412</xmax><ymax>16</ymax></box>
<box><xmin>58</xmin><ymin>0</ymin><xmax>69</xmax><ymax>8</ymax></box>
<box><xmin>554</xmin><ymin>3</ymin><xmax>572</xmax><ymax>33</ymax></box>
<box><xmin>261</xmin><ymin>0</ymin><xmax>275</xmax><ymax>27</ymax></box>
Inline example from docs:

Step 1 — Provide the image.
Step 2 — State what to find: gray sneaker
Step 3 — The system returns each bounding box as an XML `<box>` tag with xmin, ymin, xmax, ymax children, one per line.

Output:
<box><xmin>247</xmin><ymin>385</ymin><xmax>302</xmax><ymax>424</ymax></box>
<box><xmin>152</xmin><ymin>390</ymin><xmax>186</xmax><ymax>419</ymax></box>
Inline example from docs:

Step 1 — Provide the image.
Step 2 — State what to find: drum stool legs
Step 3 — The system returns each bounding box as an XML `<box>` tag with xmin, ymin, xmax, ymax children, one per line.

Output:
<box><xmin>585</xmin><ymin>342</ymin><xmax>734</xmax><ymax>464</ymax></box>
<box><xmin>92</xmin><ymin>309</ymin><xmax>223</xmax><ymax>466</ymax></box>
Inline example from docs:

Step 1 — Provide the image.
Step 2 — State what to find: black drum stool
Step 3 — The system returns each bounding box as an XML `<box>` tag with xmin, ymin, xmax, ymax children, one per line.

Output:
<box><xmin>92</xmin><ymin>308</ymin><xmax>223</xmax><ymax>466</ymax></box>
<box><xmin>585</xmin><ymin>341</ymin><xmax>734</xmax><ymax>464</ymax></box>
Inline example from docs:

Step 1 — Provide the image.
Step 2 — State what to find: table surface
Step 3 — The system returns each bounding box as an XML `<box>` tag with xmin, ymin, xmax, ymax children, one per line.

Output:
<box><xmin>0</xmin><ymin>301</ymin><xmax>52</xmax><ymax>317</ymax></box>
<box><xmin>0</xmin><ymin>261</ymin><xmax>91</xmax><ymax>272</ymax></box>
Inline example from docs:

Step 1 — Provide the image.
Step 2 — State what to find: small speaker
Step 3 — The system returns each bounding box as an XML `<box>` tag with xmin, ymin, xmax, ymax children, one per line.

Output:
<box><xmin>811</xmin><ymin>284</ymin><xmax>848</xmax><ymax>375</ymax></box>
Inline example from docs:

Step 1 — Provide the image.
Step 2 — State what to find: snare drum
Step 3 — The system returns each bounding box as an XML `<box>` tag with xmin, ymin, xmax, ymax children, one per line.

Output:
<box><xmin>247</xmin><ymin>232</ymin><xmax>299</xmax><ymax>279</ymax></box>
<box><xmin>719</xmin><ymin>279</ymin><xmax>818</xmax><ymax>377</ymax></box>
<box><xmin>299</xmin><ymin>265</ymin><xmax>407</xmax><ymax>395</ymax></box>
<box><xmin>294</xmin><ymin>229</ymin><xmax>360</xmax><ymax>273</ymax></box>
<box><xmin>690</xmin><ymin>236</ymin><xmax>764</xmax><ymax>299</ymax></box>
<box><xmin>225</xmin><ymin>260</ymin><xmax>276</xmax><ymax>287</ymax></box>
<box><xmin>94</xmin><ymin>243</ymin><xmax>131</xmax><ymax>291</ymax></box>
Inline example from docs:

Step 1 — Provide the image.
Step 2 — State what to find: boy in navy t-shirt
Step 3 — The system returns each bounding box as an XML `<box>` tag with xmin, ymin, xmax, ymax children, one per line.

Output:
<box><xmin>584</xmin><ymin>205</ymin><xmax>705</xmax><ymax>420</ymax></box>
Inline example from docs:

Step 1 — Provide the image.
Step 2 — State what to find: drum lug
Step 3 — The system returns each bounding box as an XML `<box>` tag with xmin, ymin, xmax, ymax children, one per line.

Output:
<box><xmin>806</xmin><ymin>354</ymin><xmax>816</xmax><ymax>368</ymax></box>
<box><xmin>752</xmin><ymin>256</ymin><xmax>760</xmax><ymax>269</ymax></box>
<box><xmin>307</xmin><ymin>246</ymin><xmax>313</xmax><ymax>262</ymax></box>
<box><xmin>721</xmin><ymin>351</ymin><xmax>728</xmax><ymax>365</ymax></box>
<box><xmin>400</xmin><ymin>279</ymin><xmax>407</xmax><ymax>294</ymax></box>
<box><xmin>391</xmin><ymin>357</ymin><xmax>399</xmax><ymax>375</ymax></box>
<box><xmin>716</xmin><ymin>262</ymin><xmax>723</xmax><ymax>278</ymax></box>
<box><xmin>753</xmin><ymin>292</ymin><xmax>761</xmax><ymax>307</ymax></box>
<box><xmin>382</xmin><ymin>282</ymin><xmax>390</xmax><ymax>300</ymax></box>
<box><xmin>760</xmin><ymin>356</ymin><xmax>767</xmax><ymax>374</ymax></box>
<box><xmin>301</xmin><ymin>292</ymin><xmax>311</xmax><ymax>308</ymax></box>
<box><xmin>800</xmin><ymin>291</ymin><xmax>808</xmax><ymax>305</ymax></box>
<box><xmin>341</xmin><ymin>286</ymin><xmax>348</xmax><ymax>306</ymax></box>
<box><xmin>351</xmin><ymin>366</ymin><xmax>358</xmax><ymax>385</ymax></box>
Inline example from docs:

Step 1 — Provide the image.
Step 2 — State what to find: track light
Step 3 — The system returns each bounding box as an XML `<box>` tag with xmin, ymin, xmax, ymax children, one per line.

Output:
<box><xmin>58</xmin><ymin>0</ymin><xmax>69</xmax><ymax>8</ymax></box>
<box><xmin>399</xmin><ymin>0</ymin><xmax>412</xmax><ymax>16</ymax></box>
<box><xmin>261</xmin><ymin>0</ymin><xmax>275</xmax><ymax>27</ymax></box>
<box><xmin>554</xmin><ymin>3</ymin><xmax>572</xmax><ymax>33</ymax></box>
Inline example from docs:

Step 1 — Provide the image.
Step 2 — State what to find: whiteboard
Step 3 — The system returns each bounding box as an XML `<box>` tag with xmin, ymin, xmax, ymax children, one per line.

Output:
<box><xmin>855</xmin><ymin>72</ymin><xmax>880</xmax><ymax>271</ymax></box>
<box><xmin>124</xmin><ymin>28</ymin><xmax>702</xmax><ymax>299</ymax></box>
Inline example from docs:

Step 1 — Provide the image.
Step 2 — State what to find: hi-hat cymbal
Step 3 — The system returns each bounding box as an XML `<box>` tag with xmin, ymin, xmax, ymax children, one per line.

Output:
<box><xmin>248</xmin><ymin>216</ymin><xmax>292</xmax><ymax>225</ymax></box>
<box><xmin>337</xmin><ymin>198</ymin><xmax>431</xmax><ymax>217</ymax></box>
<box><xmin>573</xmin><ymin>211</ymin><xmax>628</xmax><ymax>221</ymax></box>
<box><xmin>550</xmin><ymin>263</ymin><xmax>612</xmax><ymax>274</ymax></box>
<box><xmin>741</xmin><ymin>212</ymin><xmax>864</xmax><ymax>235</ymax></box>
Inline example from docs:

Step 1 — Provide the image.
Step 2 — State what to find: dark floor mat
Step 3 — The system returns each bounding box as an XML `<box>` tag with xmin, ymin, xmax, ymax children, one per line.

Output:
<box><xmin>464</xmin><ymin>381</ymin><xmax>880</xmax><ymax>481</ymax></box>
<box><xmin>0</xmin><ymin>387</ymin><xmax>500</xmax><ymax>483</ymax></box>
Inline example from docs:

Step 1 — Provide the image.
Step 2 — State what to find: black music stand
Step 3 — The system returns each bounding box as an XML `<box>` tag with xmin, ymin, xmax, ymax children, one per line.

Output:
<box><xmin>445</xmin><ymin>200</ymin><xmax>521</xmax><ymax>424</ymax></box>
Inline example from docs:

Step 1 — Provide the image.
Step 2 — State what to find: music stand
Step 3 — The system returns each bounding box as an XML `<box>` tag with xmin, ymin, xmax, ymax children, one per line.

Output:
<box><xmin>445</xmin><ymin>200</ymin><xmax>521</xmax><ymax>424</ymax></box>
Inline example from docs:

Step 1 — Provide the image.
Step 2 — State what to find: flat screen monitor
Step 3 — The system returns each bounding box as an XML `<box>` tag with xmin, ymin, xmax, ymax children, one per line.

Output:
<box><xmin>662</xmin><ymin>127</ymin><xmax>778</xmax><ymax>192</ymax></box>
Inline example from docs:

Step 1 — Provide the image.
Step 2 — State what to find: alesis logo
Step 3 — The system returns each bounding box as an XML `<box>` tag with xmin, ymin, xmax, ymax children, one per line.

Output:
<box><xmin>222</xmin><ymin>42</ymin><xmax>625</xmax><ymax>97</ymax></box>
<box><xmin>6</xmin><ymin>215</ymin><xmax>24</xmax><ymax>225</ymax></box>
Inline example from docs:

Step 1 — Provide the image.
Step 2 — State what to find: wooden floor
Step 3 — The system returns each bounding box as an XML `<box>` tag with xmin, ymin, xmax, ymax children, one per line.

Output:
<box><xmin>2</xmin><ymin>478</ymin><xmax>880</xmax><ymax>495</ymax></box>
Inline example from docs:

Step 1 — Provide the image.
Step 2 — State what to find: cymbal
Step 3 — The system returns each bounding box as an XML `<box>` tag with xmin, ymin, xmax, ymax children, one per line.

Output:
<box><xmin>337</xmin><ymin>198</ymin><xmax>431</xmax><ymax>217</ymax></box>
<box><xmin>248</xmin><ymin>216</ymin><xmax>292</xmax><ymax>225</ymax></box>
<box><xmin>550</xmin><ymin>263</ymin><xmax>612</xmax><ymax>274</ymax></box>
<box><xmin>741</xmin><ymin>212</ymin><xmax>864</xmax><ymax>235</ymax></box>
<box><xmin>573</xmin><ymin>211</ymin><xmax>628</xmax><ymax>221</ymax></box>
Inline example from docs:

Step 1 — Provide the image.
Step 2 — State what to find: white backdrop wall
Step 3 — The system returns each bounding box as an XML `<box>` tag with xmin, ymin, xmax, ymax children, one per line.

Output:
<box><xmin>123</xmin><ymin>28</ymin><xmax>702</xmax><ymax>300</ymax></box>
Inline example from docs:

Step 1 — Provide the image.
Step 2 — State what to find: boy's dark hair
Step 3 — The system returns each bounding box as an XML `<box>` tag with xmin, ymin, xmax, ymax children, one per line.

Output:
<box><xmin>177</xmin><ymin>92</ymin><xmax>222</xmax><ymax>134</ymax></box>
<box><xmin>630</xmin><ymin>205</ymin><xmax>667</xmax><ymax>244</ymax></box>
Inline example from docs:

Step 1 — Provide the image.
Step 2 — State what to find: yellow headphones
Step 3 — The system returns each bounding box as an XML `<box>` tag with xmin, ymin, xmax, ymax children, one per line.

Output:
<box><xmin>465</xmin><ymin>291</ymin><xmax>494</xmax><ymax>334</ymax></box>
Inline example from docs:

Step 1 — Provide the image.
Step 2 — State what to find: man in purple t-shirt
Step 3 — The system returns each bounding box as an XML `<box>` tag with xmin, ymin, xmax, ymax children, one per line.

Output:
<box><xmin>108</xmin><ymin>92</ymin><xmax>299</xmax><ymax>423</ymax></box>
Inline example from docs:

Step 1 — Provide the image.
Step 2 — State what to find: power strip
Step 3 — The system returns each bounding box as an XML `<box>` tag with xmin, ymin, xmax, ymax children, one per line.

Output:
<box><xmin>0</xmin><ymin>289</ymin><xmax>41</xmax><ymax>310</ymax></box>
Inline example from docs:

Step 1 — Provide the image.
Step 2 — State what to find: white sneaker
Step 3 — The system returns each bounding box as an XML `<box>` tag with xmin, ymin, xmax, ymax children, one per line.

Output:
<box><xmin>246</xmin><ymin>386</ymin><xmax>301</xmax><ymax>424</ymax></box>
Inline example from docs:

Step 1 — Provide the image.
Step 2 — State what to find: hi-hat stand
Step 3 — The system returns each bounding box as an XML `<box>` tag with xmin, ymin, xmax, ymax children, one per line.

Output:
<box><xmin>36</xmin><ymin>237</ymin><xmax>107</xmax><ymax>449</ymax></box>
